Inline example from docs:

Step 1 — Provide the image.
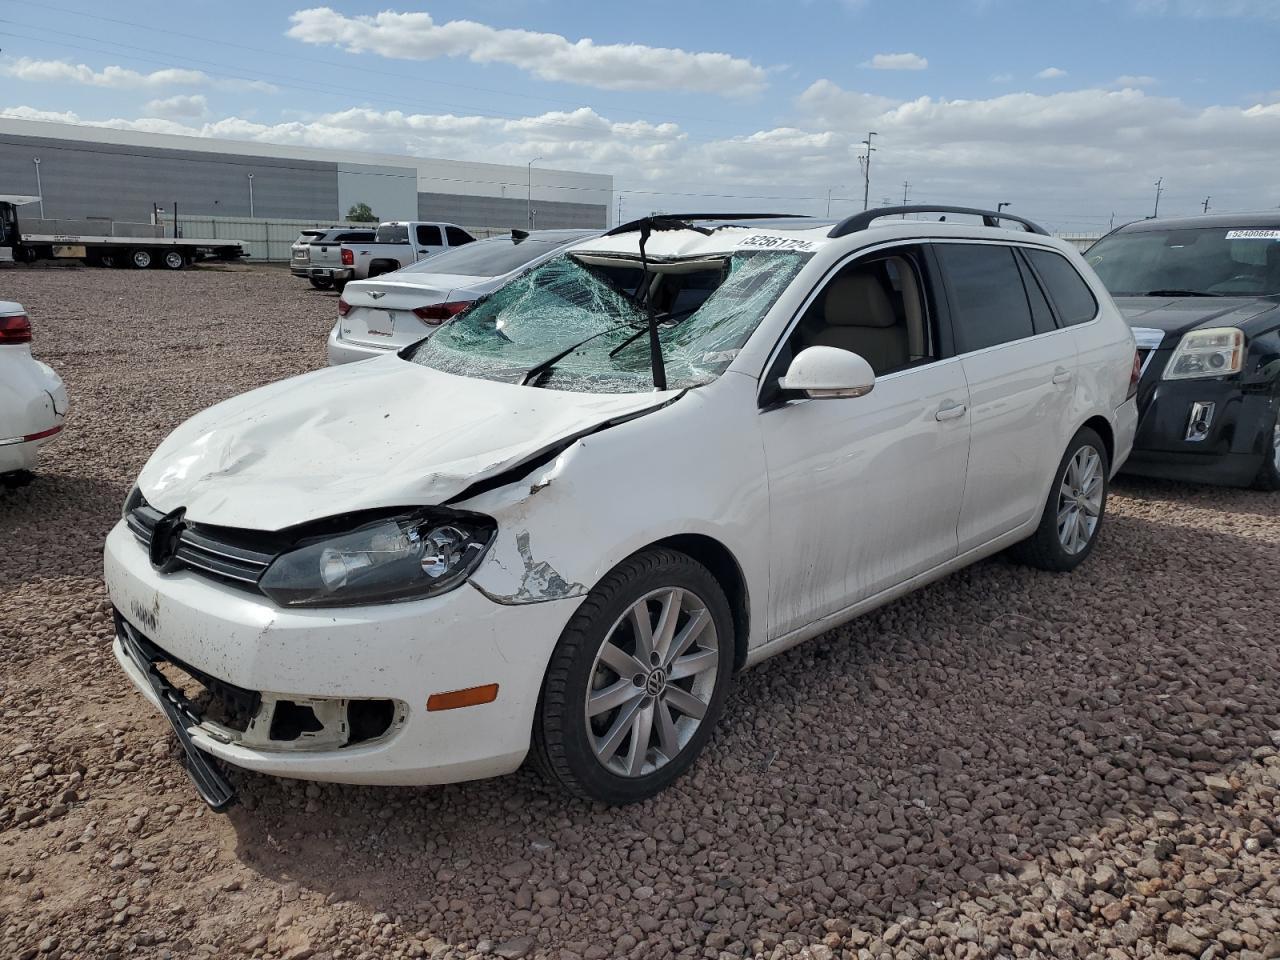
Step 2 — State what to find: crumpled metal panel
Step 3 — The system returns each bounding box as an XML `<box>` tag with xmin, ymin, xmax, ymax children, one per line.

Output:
<box><xmin>137</xmin><ymin>354</ymin><xmax>675</xmax><ymax>530</ymax></box>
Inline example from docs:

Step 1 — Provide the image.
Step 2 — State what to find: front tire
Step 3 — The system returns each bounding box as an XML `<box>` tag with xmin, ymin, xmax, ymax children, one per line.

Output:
<box><xmin>533</xmin><ymin>549</ymin><xmax>735</xmax><ymax>804</ymax></box>
<box><xmin>1008</xmin><ymin>427</ymin><xmax>1109</xmax><ymax>572</ymax></box>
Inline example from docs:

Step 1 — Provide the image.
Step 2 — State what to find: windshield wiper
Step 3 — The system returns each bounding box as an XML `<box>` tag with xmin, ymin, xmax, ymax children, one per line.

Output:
<box><xmin>1141</xmin><ymin>289</ymin><xmax>1221</xmax><ymax>297</ymax></box>
<box><xmin>517</xmin><ymin>321</ymin><xmax>644</xmax><ymax>387</ymax></box>
<box><xmin>634</xmin><ymin>218</ymin><xmax>712</xmax><ymax>390</ymax></box>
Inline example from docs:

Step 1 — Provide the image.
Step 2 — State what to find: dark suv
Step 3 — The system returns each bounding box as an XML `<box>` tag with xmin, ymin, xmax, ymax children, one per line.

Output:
<box><xmin>1087</xmin><ymin>213</ymin><xmax>1280</xmax><ymax>488</ymax></box>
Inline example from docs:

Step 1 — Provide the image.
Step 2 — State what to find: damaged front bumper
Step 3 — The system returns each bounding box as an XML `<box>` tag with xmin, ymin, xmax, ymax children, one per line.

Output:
<box><xmin>104</xmin><ymin>520</ymin><xmax>581</xmax><ymax>801</ymax></box>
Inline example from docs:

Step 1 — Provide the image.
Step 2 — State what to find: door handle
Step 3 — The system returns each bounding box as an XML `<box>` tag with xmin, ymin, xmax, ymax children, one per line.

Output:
<box><xmin>1052</xmin><ymin>367</ymin><xmax>1073</xmax><ymax>384</ymax></box>
<box><xmin>935</xmin><ymin>401</ymin><xmax>967</xmax><ymax>421</ymax></box>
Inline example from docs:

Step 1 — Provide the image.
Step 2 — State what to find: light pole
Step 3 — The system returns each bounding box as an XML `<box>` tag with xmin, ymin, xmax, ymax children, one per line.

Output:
<box><xmin>1152</xmin><ymin>177</ymin><xmax>1163</xmax><ymax>219</ymax></box>
<box><xmin>247</xmin><ymin>172</ymin><xmax>255</xmax><ymax>218</ymax></box>
<box><xmin>32</xmin><ymin>158</ymin><xmax>44</xmax><ymax>219</ymax></box>
<box><xmin>825</xmin><ymin>185</ymin><xmax>846</xmax><ymax>218</ymax></box>
<box><xmin>859</xmin><ymin>132</ymin><xmax>878</xmax><ymax>211</ymax></box>
<box><xmin>997</xmin><ymin>201</ymin><xmax>1011</xmax><ymax>214</ymax></box>
<box><xmin>901</xmin><ymin>180</ymin><xmax>911</xmax><ymax>218</ymax></box>
<box><xmin>526</xmin><ymin>157</ymin><xmax>542</xmax><ymax>229</ymax></box>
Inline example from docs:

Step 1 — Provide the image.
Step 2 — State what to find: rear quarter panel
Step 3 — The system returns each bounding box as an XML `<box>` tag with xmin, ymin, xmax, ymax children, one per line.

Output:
<box><xmin>1070</xmin><ymin>259</ymin><xmax>1138</xmax><ymax>469</ymax></box>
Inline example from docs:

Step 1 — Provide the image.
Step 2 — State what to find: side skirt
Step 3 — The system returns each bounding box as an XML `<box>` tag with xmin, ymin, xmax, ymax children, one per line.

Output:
<box><xmin>742</xmin><ymin>520</ymin><xmax>1037</xmax><ymax>670</ymax></box>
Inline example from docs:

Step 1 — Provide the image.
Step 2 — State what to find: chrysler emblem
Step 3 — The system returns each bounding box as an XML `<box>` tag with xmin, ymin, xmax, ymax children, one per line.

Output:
<box><xmin>369</xmin><ymin>291</ymin><xmax>385</xmax><ymax>300</ymax></box>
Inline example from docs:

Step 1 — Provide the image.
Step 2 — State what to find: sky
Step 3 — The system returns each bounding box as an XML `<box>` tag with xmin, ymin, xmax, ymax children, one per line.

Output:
<box><xmin>1</xmin><ymin>0</ymin><xmax>1278</xmax><ymax>232</ymax></box>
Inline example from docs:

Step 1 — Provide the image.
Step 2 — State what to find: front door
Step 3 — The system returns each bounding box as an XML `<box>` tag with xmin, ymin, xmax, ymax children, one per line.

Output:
<box><xmin>757</xmin><ymin>246</ymin><xmax>971</xmax><ymax>639</ymax></box>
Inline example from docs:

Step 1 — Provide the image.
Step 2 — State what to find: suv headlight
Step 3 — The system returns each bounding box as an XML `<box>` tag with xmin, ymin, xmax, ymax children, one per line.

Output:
<box><xmin>1163</xmin><ymin>327</ymin><xmax>1244</xmax><ymax>380</ymax></box>
<box><xmin>259</xmin><ymin>510</ymin><xmax>496</xmax><ymax>608</ymax></box>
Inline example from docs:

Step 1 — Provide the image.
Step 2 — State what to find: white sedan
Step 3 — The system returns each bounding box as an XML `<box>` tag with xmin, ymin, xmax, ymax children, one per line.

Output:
<box><xmin>1</xmin><ymin>300</ymin><xmax>67</xmax><ymax>484</ymax></box>
<box><xmin>327</xmin><ymin>229</ymin><xmax>598</xmax><ymax>365</ymax></box>
<box><xmin>106</xmin><ymin>208</ymin><xmax>1138</xmax><ymax>808</ymax></box>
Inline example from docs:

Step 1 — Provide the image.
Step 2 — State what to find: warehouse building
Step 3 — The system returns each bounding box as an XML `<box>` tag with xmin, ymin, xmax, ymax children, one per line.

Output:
<box><xmin>0</xmin><ymin>117</ymin><xmax>612</xmax><ymax>230</ymax></box>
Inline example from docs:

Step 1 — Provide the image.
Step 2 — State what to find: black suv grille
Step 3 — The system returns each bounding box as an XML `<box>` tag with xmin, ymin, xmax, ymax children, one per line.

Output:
<box><xmin>125</xmin><ymin>492</ymin><xmax>277</xmax><ymax>589</ymax></box>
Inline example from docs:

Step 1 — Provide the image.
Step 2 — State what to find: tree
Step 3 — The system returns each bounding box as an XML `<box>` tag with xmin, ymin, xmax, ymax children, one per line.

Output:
<box><xmin>346</xmin><ymin>202</ymin><xmax>377</xmax><ymax>223</ymax></box>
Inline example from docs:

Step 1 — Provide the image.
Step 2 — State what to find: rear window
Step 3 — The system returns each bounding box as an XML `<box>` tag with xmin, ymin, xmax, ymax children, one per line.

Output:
<box><xmin>1025</xmin><ymin>249</ymin><xmax>1098</xmax><ymax>326</ymax></box>
<box><xmin>399</xmin><ymin>237</ymin><xmax>568</xmax><ymax>278</ymax></box>
<box><xmin>336</xmin><ymin>231</ymin><xmax>374</xmax><ymax>242</ymax></box>
<box><xmin>375</xmin><ymin>224</ymin><xmax>409</xmax><ymax>244</ymax></box>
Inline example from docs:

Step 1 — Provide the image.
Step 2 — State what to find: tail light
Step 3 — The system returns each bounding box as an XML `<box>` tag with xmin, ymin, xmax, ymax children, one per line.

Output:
<box><xmin>337</xmin><ymin>298</ymin><xmax>351</xmax><ymax>317</ymax></box>
<box><xmin>341</xmin><ymin>248</ymin><xmax>354</xmax><ymax>265</ymax></box>
<box><xmin>411</xmin><ymin>301</ymin><xmax>472</xmax><ymax>325</ymax></box>
<box><xmin>1127</xmin><ymin>349</ymin><xmax>1142</xmax><ymax>399</ymax></box>
<box><xmin>0</xmin><ymin>313</ymin><xmax>32</xmax><ymax>345</ymax></box>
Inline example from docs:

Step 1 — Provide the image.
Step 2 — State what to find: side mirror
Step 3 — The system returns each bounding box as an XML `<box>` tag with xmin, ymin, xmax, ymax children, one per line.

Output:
<box><xmin>779</xmin><ymin>346</ymin><xmax>876</xmax><ymax>399</ymax></box>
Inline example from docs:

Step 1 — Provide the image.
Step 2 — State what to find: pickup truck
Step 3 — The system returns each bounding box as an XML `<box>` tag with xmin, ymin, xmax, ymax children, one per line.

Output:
<box><xmin>302</xmin><ymin>227</ymin><xmax>376</xmax><ymax>289</ymax></box>
<box><xmin>310</xmin><ymin>221</ymin><xmax>476</xmax><ymax>289</ymax></box>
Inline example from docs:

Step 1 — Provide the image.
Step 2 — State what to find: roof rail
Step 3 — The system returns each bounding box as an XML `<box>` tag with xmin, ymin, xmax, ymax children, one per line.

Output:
<box><xmin>828</xmin><ymin>205</ymin><xmax>1049</xmax><ymax>238</ymax></box>
<box><xmin>605</xmin><ymin>213</ymin><xmax>809</xmax><ymax>237</ymax></box>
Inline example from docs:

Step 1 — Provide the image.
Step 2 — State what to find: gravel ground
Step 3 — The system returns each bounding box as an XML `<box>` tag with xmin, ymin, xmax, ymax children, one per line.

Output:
<box><xmin>1</xmin><ymin>262</ymin><xmax>1278</xmax><ymax>960</ymax></box>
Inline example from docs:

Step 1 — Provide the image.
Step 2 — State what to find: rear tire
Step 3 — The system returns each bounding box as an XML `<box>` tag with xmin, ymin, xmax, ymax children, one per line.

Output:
<box><xmin>308</xmin><ymin>277</ymin><xmax>333</xmax><ymax>290</ymax></box>
<box><xmin>1251</xmin><ymin>406</ymin><xmax>1280</xmax><ymax>491</ymax></box>
<box><xmin>533</xmin><ymin>549</ymin><xmax>735</xmax><ymax>804</ymax></box>
<box><xmin>1</xmin><ymin>470</ymin><xmax>35</xmax><ymax>489</ymax></box>
<box><xmin>162</xmin><ymin>250</ymin><xmax>185</xmax><ymax>270</ymax></box>
<box><xmin>1008</xmin><ymin>427</ymin><xmax>1109</xmax><ymax>572</ymax></box>
<box><xmin>130</xmin><ymin>248</ymin><xmax>153</xmax><ymax>269</ymax></box>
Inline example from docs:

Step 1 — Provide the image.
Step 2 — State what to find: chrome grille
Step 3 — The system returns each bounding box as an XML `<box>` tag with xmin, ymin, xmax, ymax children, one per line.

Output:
<box><xmin>126</xmin><ymin>494</ymin><xmax>276</xmax><ymax>588</ymax></box>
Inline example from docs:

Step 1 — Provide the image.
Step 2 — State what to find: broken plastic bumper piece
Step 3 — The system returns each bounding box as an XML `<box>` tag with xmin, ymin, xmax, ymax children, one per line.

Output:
<box><xmin>114</xmin><ymin>612</ymin><xmax>239</xmax><ymax>811</ymax></box>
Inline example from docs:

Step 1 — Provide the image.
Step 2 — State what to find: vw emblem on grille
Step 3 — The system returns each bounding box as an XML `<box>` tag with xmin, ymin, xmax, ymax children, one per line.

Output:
<box><xmin>149</xmin><ymin>507</ymin><xmax>187</xmax><ymax>572</ymax></box>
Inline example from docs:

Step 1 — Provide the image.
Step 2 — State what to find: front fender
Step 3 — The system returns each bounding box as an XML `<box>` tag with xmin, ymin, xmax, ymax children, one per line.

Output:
<box><xmin>460</xmin><ymin>378</ymin><xmax>771</xmax><ymax>649</ymax></box>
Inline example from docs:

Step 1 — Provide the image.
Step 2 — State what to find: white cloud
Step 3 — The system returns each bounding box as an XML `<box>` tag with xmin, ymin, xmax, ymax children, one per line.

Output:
<box><xmin>1113</xmin><ymin>74</ymin><xmax>1157</xmax><ymax>87</ymax></box>
<box><xmin>286</xmin><ymin>7</ymin><xmax>767</xmax><ymax>96</ymax></box>
<box><xmin>1036</xmin><ymin>67</ymin><xmax>1069</xmax><ymax>80</ymax></box>
<box><xmin>0</xmin><ymin>57</ymin><xmax>277</xmax><ymax>94</ymax></box>
<box><xmin>144</xmin><ymin>94</ymin><xmax>210</xmax><ymax>119</ymax></box>
<box><xmin>1</xmin><ymin>58</ymin><xmax>207</xmax><ymax>90</ymax></box>
<box><xmin>861</xmin><ymin>52</ymin><xmax>928</xmax><ymax>71</ymax></box>
<box><xmin>6</xmin><ymin>76</ymin><xmax>1280</xmax><ymax>232</ymax></box>
<box><xmin>990</xmin><ymin>73</ymin><xmax>1013</xmax><ymax>83</ymax></box>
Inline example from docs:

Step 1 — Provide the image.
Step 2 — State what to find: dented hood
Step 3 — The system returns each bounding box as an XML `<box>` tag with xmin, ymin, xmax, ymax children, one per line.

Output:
<box><xmin>138</xmin><ymin>354</ymin><xmax>674</xmax><ymax>530</ymax></box>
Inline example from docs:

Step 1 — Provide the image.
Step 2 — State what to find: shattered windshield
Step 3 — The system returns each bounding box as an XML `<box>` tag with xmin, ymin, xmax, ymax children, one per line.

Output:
<box><xmin>405</xmin><ymin>249</ymin><xmax>810</xmax><ymax>393</ymax></box>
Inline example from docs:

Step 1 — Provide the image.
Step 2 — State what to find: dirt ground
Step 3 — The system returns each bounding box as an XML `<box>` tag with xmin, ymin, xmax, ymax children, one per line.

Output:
<box><xmin>1</xmin><ymin>262</ymin><xmax>1277</xmax><ymax>960</ymax></box>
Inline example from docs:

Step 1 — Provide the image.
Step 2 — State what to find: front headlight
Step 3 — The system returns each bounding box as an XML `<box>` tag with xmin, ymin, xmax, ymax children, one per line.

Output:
<box><xmin>1163</xmin><ymin>327</ymin><xmax>1245</xmax><ymax>380</ymax></box>
<box><xmin>259</xmin><ymin>510</ymin><xmax>496</xmax><ymax>608</ymax></box>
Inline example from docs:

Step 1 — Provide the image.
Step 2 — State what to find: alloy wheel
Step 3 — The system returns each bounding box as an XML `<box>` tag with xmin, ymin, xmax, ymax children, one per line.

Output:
<box><xmin>1056</xmin><ymin>444</ymin><xmax>1104</xmax><ymax>554</ymax></box>
<box><xmin>584</xmin><ymin>587</ymin><xmax>719</xmax><ymax>778</ymax></box>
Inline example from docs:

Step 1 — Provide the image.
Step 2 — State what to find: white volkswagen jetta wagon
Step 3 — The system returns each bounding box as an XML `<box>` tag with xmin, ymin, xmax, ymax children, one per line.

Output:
<box><xmin>105</xmin><ymin>207</ymin><xmax>1139</xmax><ymax>808</ymax></box>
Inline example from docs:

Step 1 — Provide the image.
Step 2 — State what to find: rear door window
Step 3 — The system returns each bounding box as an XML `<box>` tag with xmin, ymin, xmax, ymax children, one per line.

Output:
<box><xmin>935</xmin><ymin>244</ymin><xmax>1036</xmax><ymax>353</ymax></box>
<box><xmin>445</xmin><ymin>226</ymin><xmax>474</xmax><ymax>246</ymax></box>
<box><xmin>1024</xmin><ymin>249</ymin><xmax>1099</xmax><ymax>326</ymax></box>
<box><xmin>416</xmin><ymin>224</ymin><xmax>443</xmax><ymax>246</ymax></box>
<box><xmin>1014</xmin><ymin>252</ymin><xmax>1057</xmax><ymax>335</ymax></box>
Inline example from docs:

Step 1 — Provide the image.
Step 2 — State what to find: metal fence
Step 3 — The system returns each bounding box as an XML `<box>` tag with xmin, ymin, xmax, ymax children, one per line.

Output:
<box><xmin>1054</xmin><ymin>232</ymin><xmax>1103</xmax><ymax>251</ymax></box>
<box><xmin>168</xmin><ymin>215</ymin><xmax>508</xmax><ymax>262</ymax></box>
